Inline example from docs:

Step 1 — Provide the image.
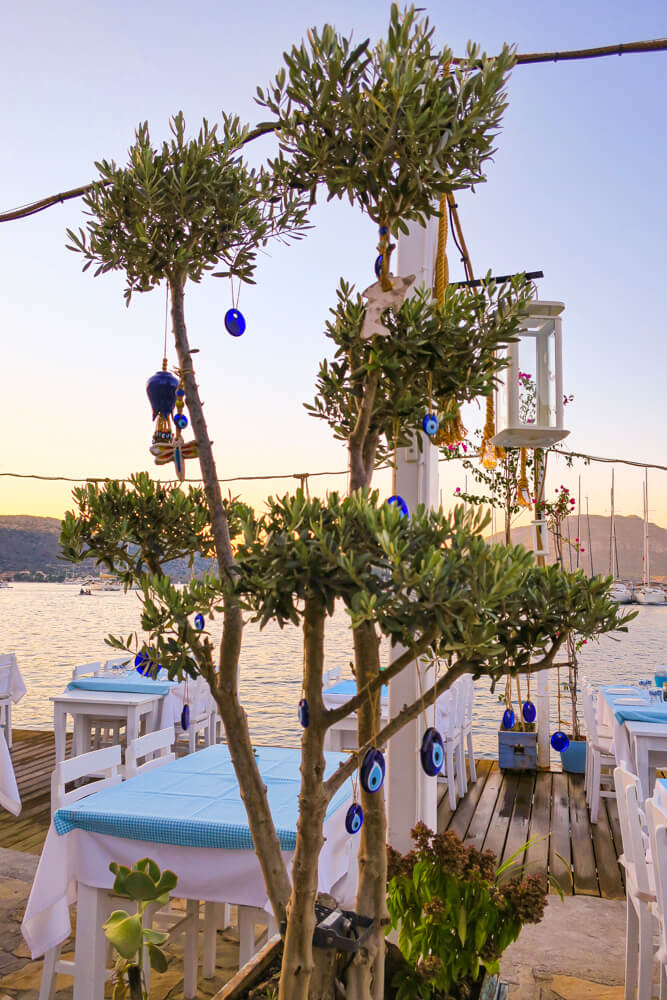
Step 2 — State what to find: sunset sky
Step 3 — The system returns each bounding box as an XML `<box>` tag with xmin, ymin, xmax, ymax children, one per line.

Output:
<box><xmin>1</xmin><ymin>0</ymin><xmax>666</xmax><ymax>529</ymax></box>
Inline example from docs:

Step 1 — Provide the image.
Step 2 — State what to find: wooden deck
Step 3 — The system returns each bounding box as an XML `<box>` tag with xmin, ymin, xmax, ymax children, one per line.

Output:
<box><xmin>1</xmin><ymin>732</ymin><xmax>625</xmax><ymax>900</ymax></box>
<box><xmin>437</xmin><ymin>758</ymin><xmax>626</xmax><ymax>899</ymax></box>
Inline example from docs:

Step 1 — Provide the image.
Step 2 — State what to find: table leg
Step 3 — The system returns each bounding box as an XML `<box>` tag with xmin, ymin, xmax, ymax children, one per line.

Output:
<box><xmin>54</xmin><ymin>707</ymin><xmax>66</xmax><ymax>763</ymax></box>
<box><xmin>127</xmin><ymin>706</ymin><xmax>139</xmax><ymax>748</ymax></box>
<box><xmin>184</xmin><ymin>899</ymin><xmax>199</xmax><ymax>999</ymax></box>
<box><xmin>634</xmin><ymin>735</ymin><xmax>649</xmax><ymax>803</ymax></box>
<box><xmin>73</xmin><ymin>884</ymin><xmax>108</xmax><ymax>1000</ymax></box>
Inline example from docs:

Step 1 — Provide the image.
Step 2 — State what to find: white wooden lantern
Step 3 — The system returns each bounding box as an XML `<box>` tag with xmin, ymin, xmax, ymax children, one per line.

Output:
<box><xmin>492</xmin><ymin>300</ymin><xmax>569</xmax><ymax>448</ymax></box>
<box><xmin>531</xmin><ymin>519</ymin><xmax>549</xmax><ymax>557</ymax></box>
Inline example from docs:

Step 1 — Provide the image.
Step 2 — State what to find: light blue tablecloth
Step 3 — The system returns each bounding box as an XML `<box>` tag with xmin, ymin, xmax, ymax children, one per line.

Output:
<box><xmin>327</xmin><ymin>680</ymin><xmax>388</xmax><ymax>697</ymax></box>
<box><xmin>67</xmin><ymin>668</ymin><xmax>174</xmax><ymax>697</ymax></box>
<box><xmin>53</xmin><ymin>744</ymin><xmax>351</xmax><ymax>851</ymax></box>
<box><xmin>601</xmin><ymin>685</ymin><xmax>667</xmax><ymax>725</ymax></box>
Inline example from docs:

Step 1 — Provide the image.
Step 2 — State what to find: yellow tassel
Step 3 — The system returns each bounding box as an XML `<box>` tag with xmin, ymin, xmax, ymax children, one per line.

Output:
<box><xmin>434</xmin><ymin>401</ymin><xmax>467</xmax><ymax>446</ymax></box>
<box><xmin>516</xmin><ymin>448</ymin><xmax>532</xmax><ymax>506</ymax></box>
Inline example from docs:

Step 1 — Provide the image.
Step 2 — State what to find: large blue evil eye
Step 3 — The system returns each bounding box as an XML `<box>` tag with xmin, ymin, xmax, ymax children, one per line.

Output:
<box><xmin>225</xmin><ymin>308</ymin><xmax>246</xmax><ymax>337</ymax></box>
<box><xmin>360</xmin><ymin>748</ymin><xmax>385</xmax><ymax>794</ymax></box>
<box><xmin>194</xmin><ymin>613</ymin><xmax>205</xmax><ymax>631</ymax></box>
<box><xmin>387</xmin><ymin>495</ymin><xmax>409</xmax><ymax>517</ymax></box>
<box><xmin>551</xmin><ymin>730</ymin><xmax>569</xmax><ymax>752</ymax></box>
<box><xmin>146</xmin><ymin>369</ymin><xmax>179</xmax><ymax>421</ymax></box>
<box><xmin>374</xmin><ymin>254</ymin><xmax>383</xmax><ymax>279</ymax></box>
<box><xmin>345</xmin><ymin>803</ymin><xmax>363</xmax><ymax>835</ymax></box>
<box><xmin>135</xmin><ymin>651</ymin><xmax>150</xmax><ymax>676</ymax></box>
<box><xmin>502</xmin><ymin>708</ymin><xmax>515</xmax><ymax>730</ymax></box>
<box><xmin>297</xmin><ymin>698</ymin><xmax>310</xmax><ymax>728</ymax></box>
<box><xmin>422</xmin><ymin>413</ymin><xmax>439</xmax><ymax>437</ymax></box>
<box><xmin>181</xmin><ymin>704</ymin><xmax>190</xmax><ymax>731</ymax></box>
<box><xmin>174</xmin><ymin>413</ymin><xmax>188</xmax><ymax>430</ymax></box>
<box><xmin>420</xmin><ymin>727</ymin><xmax>444</xmax><ymax>776</ymax></box>
<box><xmin>522</xmin><ymin>700</ymin><xmax>536</xmax><ymax>724</ymax></box>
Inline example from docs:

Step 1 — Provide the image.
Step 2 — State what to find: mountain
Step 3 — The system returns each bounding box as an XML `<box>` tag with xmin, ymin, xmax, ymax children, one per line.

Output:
<box><xmin>492</xmin><ymin>514</ymin><xmax>667</xmax><ymax>581</ymax></box>
<box><xmin>0</xmin><ymin>515</ymin><xmax>214</xmax><ymax>582</ymax></box>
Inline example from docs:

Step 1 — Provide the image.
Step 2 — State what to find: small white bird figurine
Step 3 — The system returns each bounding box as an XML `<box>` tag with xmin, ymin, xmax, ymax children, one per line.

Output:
<box><xmin>360</xmin><ymin>274</ymin><xmax>416</xmax><ymax>340</ymax></box>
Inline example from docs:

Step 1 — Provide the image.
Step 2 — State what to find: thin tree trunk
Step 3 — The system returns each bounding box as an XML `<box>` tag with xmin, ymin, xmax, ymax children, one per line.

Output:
<box><xmin>169</xmin><ymin>274</ymin><xmax>292</xmax><ymax>923</ymax></box>
<box><xmin>279</xmin><ymin>600</ymin><xmax>331</xmax><ymax>1000</ymax></box>
<box><xmin>347</xmin><ymin>622</ymin><xmax>386</xmax><ymax>1000</ymax></box>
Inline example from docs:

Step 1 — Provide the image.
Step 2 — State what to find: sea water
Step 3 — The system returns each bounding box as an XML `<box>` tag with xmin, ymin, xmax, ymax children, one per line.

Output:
<box><xmin>3</xmin><ymin>583</ymin><xmax>665</xmax><ymax>757</ymax></box>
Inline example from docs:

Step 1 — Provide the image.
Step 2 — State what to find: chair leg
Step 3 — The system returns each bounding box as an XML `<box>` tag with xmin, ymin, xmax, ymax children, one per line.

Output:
<box><xmin>183</xmin><ymin>899</ymin><xmax>199</xmax><ymax>999</ymax></box>
<box><xmin>590</xmin><ymin>753</ymin><xmax>601</xmax><ymax>824</ymax></box>
<box><xmin>660</xmin><ymin>959</ymin><xmax>667</xmax><ymax>1000</ymax></box>
<box><xmin>38</xmin><ymin>945</ymin><xmax>60</xmax><ymax>1000</ymax></box>
<box><xmin>456</xmin><ymin>740</ymin><xmax>467</xmax><ymax>798</ymax></box>
<box><xmin>637</xmin><ymin>907</ymin><xmax>654</xmax><ymax>1000</ymax></box>
<box><xmin>466</xmin><ymin>732</ymin><xmax>477</xmax><ymax>782</ymax></box>
<box><xmin>446</xmin><ymin>744</ymin><xmax>457</xmax><ymax>811</ymax></box>
<box><xmin>625</xmin><ymin>898</ymin><xmax>639</xmax><ymax>1000</ymax></box>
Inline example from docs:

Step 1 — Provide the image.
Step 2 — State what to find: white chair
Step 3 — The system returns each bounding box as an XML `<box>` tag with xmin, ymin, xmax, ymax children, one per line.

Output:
<box><xmin>583</xmin><ymin>684</ymin><xmax>616</xmax><ymax>823</ymax></box>
<box><xmin>614</xmin><ymin>765</ymin><xmax>657</xmax><ymax>1000</ymax></box>
<box><xmin>103</xmin><ymin>656</ymin><xmax>133</xmax><ymax>672</ymax></box>
<box><xmin>124</xmin><ymin>725</ymin><xmax>175</xmax><ymax>777</ymax></box>
<box><xmin>436</xmin><ymin>686</ymin><xmax>465</xmax><ymax>810</ymax></box>
<box><xmin>174</xmin><ymin>679</ymin><xmax>215</xmax><ymax>755</ymax></box>
<box><xmin>645</xmin><ymin>797</ymin><xmax>667</xmax><ymax>1000</ymax></box>
<box><xmin>71</xmin><ymin>661</ymin><xmax>102</xmax><ymax>681</ymax></box>
<box><xmin>70</xmin><ymin>661</ymin><xmax>124</xmax><ymax>752</ymax></box>
<box><xmin>457</xmin><ymin>675</ymin><xmax>477</xmax><ymax>788</ymax></box>
<box><xmin>40</xmin><ymin>746</ymin><xmax>123</xmax><ymax>1000</ymax></box>
<box><xmin>0</xmin><ymin>653</ymin><xmax>19</xmax><ymax>748</ymax></box>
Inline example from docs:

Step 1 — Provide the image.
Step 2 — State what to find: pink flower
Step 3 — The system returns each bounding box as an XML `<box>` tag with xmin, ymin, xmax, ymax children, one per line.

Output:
<box><xmin>580</xmin><ymin>546</ymin><xmax>585</xmax><ymax>552</ymax></box>
<box><xmin>575</xmin><ymin>537</ymin><xmax>579</xmax><ymax>542</ymax></box>
<box><xmin>455</xmin><ymin>487</ymin><xmax>461</xmax><ymax>494</ymax></box>
<box><xmin>582</xmin><ymin>639</ymin><xmax>588</xmax><ymax>645</ymax></box>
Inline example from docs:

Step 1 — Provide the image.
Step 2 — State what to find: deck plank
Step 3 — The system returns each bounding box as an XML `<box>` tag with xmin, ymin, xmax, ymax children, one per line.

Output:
<box><xmin>464</xmin><ymin>762</ymin><xmax>503</xmax><ymax>850</ymax></box>
<box><xmin>524</xmin><ymin>771</ymin><xmax>551</xmax><ymax>886</ymax></box>
<box><xmin>568</xmin><ymin>773</ymin><xmax>599</xmax><ymax>896</ymax></box>
<box><xmin>501</xmin><ymin>770</ymin><xmax>535</xmax><ymax>874</ymax></box>
<box><xmin>591</xmin><ymin>794</ymin><xmax>625</xmax><ymax>900</ymax></box>
<box><xmin>484</xmin><ymin>772</ymin><xmax>520</xmax><ymax>864</ymax></box>
<box><xmin>549</xmin><ymin>772</ymin><xmax>573</xmax><ymax>895</ymax></box>
<box><xmin>447</xmin><ymin>758</ymin><xmax>493</xmax><ymax>840</ymax></box>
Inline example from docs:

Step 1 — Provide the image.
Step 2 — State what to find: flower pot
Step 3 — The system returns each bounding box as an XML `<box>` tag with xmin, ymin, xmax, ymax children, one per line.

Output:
<box><xmin>559</xmin><ymin>738</ymin><xmax>586</xmax><ymax>774</ymax></box>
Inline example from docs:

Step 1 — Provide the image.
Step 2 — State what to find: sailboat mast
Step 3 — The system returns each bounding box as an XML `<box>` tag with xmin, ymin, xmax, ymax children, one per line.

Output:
<box><xmin>609</xmin><ymin>469</ymin><xmax>615</xmax><ymax>577</ymax></box>
<box><xmin>586</xmin><ymin>496</ymin><xmax>594</xmax><ymax>576</ymax></box>
<box><xmin>644</xmin><ymin>469</ymin><xmax>650</xmax><ymax>586</ymax></box>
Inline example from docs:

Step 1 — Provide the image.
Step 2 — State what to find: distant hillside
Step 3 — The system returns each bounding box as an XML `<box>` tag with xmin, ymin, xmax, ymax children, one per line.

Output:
<box><xmin>0</xmin><ymin>515</ymin><xmax>214</xmax><ymax>581</ymax></box>
<box><xmin>494</xmin><ymin>514</ymin><xmax>667</xmax><ymax>581</ymax></box>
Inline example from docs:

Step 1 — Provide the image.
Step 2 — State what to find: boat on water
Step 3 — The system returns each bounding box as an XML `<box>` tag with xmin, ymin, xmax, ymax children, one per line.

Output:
<box><xmin>632</xmin><ymin>471</ymin><xmax>666</xmax><ymax>604</ymax></box>
<box><xmin>634</xmin><ymin>586</ymin><xmax>667</xmax><ymax>605</ymax></box>
<box><xmin>0</xmin><ymin>581</ymin><xmax>12</xmax><ymax>589</ymax></box>
<box><xmin>609</xmin><ymin>582</ymin><xmax>633</xmax><ymax>604</ymax></box>
<box><xmin>90</xmin><ymin>573</ymin><xmax>123</xmax><ymax>593</ymax></box>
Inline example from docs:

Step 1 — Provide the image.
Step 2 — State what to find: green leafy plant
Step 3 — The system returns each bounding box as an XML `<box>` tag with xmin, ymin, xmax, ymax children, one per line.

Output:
<box><xmin>386</xmin><ymin>824</ymin><xmax>549</xmax><ymax>999</ymax></box>
<box><xmin>103</xmin><ymin>858</ymin><xmax>178</xmax><ymax>1000</ymax></box>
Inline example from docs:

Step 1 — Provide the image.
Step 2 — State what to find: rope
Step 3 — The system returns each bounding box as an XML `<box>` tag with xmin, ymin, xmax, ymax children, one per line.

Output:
<box><xmin>432</xmin><ymin>193</ymin><xmax>466</xmax><ymax>447</ymax></box>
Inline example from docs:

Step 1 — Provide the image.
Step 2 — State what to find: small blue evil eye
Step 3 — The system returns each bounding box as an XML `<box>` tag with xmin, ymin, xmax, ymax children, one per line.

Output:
<box><xmin>194</xmin><ymin>613</ymin><xmax>205</xmax><ymax>631</ymax></box>
<box><xmin>360</xmin><ymin>748</ymin><xmax>385</xmax><ymax>794</ymax></box>
<box><xmin>345</xmin><ymin>803</ymin><xmax>363</xmax><ymax>835</ymax></box>
<box><xmin>422</xmin><ymin>413</ymin><xmax>439</xmax><ymax>437</ymax></box>
<box><xmin>522</xmin><ymin>700</ymin><xmax>536</xmax><ymax>724</ymax></box>
<box><xmin>502</xmin><ymin>708</ymin><xmax>515</xmax><ymax>730</ymax></box>
<box><xmin>379</xmin><ymin>225</ymin><xmax>388</xmax><ymax>236</ymax></box>
<box><xmin>387</xmin><ymin>495</ymin><xmax>408</xmax><ymax>517</ymax></box>
<box><xmin>420</xmin><ymin>727</ymin><xmax>444</xmax><ymax>776</ymax></box>
<box><xmin>181</xmin><ymin>704</ymin><xmax>190</xmax><ymax>731</ymax></box>
<box><xmin>374</xmin><ymin>254</ymin><xmax>383</xmax><ymax>279</ymax></box>
<box><xmin>225</xmin><ymin>308</ymin><xmax>246</xmax><ymax>337</ymax></box>
<box><xmin>176</xmin><ymin>388</ymin><xmax>185</xmax><ymax>398</ymax></box>
<box><xmin>297</xmin><ymin>698</ymin><xmax>309</xmax><ymax>728</ymax></box>
<box><xmin>551</xmin><ymin>730</ymin><xmax>569</xmax><ymax>752</ymax></box>
<box><xmin>174</xmin><ymin>412</ymin><xmax>188</xmax><ymax>430</ymax></box>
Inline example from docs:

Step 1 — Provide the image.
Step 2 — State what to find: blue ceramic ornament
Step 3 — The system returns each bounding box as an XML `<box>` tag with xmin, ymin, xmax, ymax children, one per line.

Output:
<box><xmin>146</xmin><ymin>369</ymin><xmax>179</xmax><ymax>421</ymax></box>
<box><xmin>345</xmin><ymin>803</ymin><xmax>363</xmax><ymax>834</ymax></box>
<box><xmin>194</xmin><ymin>613</ymin><xmax>205</xmax><ymax>631</ymax></box>
<box><xmin>181</xmin><ymin>704</ymin><xmax>190</xmax><ymax>731</ymax></box>
<box><xmin>422</xmin><ymin>413</ymin><xmax>439</xmax><ymax>437</ymax></box>
<box><xmin>297</xmin><ymin>698</ymin><xmax>310</xmax><ymax>728</ymax></box>
<box><xmin>135</xmin><ymin>651</ymin><xmax>149</xmax><ymax>676</ymax></box>
<box><xmin>174</xmin><ymin>413</ymin><xmax>188</xmax><ymax>430</ymax></box>
<box><xmin>225</xmin><ymin>308</ymin><xmax>246</xmax><ymax>337</ymax></box>
<box><xmin>502</xmin><ymin>708</ymin><xmax>515</xmax><ymax>730</ymax></box>
<box><xmin>360</xmin><ymin>748</ymin><xmax>385</xmax><ymax>794</ymax></box>
<box><xmin>550</xmin><ymin>730</ymin><xmax>569</xmax><ymax>752</ymax></box>
<box><xmin>374</xmin><ymin>254</ymin><xmax>383</xmax><ymax>279</ymax></box>
<box><xmin>420</xmin><ymin>727</ymin><xmax>444</xmax><ymax>776</ymax></box>
<box><xmin>387</xmin><ymin>495</ymin><xmax>409</xmax><ymax>517</ymax></box>
<box><xmin>522</xmin><ymin>700</ymin><xmax>536</xmax><ymax>724</ymax></box>
<box><xmin>379</xmin><ymin>225</ymin><xmax>388</xmax><ymax>236</ymax></box>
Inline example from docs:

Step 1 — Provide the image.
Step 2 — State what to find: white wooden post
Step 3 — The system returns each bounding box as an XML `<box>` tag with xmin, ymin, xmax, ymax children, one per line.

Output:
<box><xmin>387</xmin><ymin>218</ymin><xmax>440</xmax><ymax>853</ymax></box>
<box><xmin>533</xmin><ymin>450</ymin><xmax>551</xmax><ymax>769</ymax></box>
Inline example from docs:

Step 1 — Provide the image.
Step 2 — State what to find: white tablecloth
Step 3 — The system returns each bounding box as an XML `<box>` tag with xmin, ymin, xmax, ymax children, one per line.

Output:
<box><xmin>0</xmin><ymin>656</ymin><xmax>27</xmax><ymax>703</ymax></box>
<box><xmin>0</xmin><ymin>728</ymin><xmax>20</xmax><ymax>815</ymax></box>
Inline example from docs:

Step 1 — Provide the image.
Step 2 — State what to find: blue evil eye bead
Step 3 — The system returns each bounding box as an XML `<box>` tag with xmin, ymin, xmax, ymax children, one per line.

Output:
<box><xmin>146</xmin><ymin>369</ymin><xmax>179</xmax><ymax>420</ymax></box>
<box><xmin>387</xmin><ymin>495</ymin><xmax>409</xmax><ymax>517</ymax></box>
<box><xmin>422</xmin><ymin>413</ymin><xmax>439</xmax><ymax>436</ymax></box>
<box><xmin>297</xmin><ymin>698</ymin><xmax>310</xmax><ymax>728</ymax></box>
<box><xmin>176</xmin><ymin>388</ymin><xmax>185</xmax><ymax>398</ymax></box>
<box><xmin>345</xmin><ymin>803</ymin><xmax>364</xmax><ymax>835</ymax></box>
<box><xmin>522</xmin><ymin>700</ymin><xmax>536</xmax><ymax>724</ymax></box>
<box><xmin>551</xmin><ymin>730</ymin><xmax>569</xmax><ymax>752</ymax></box>
<box><xmin>135</xmin><ymin>651</ymin><xmax>149</xmax><ymax>675</ymax></box>
<box><xmin>420</xmin><ymin>727</ymin><xmax>444</xmax><ymax>776</ymax></box>
<box><xmin>225</xmin><ymin>308</ymin><xmax>246</xmax><ymax>337</ymax></box>
<box><xmin>174</xmin><ymin>412</ymin><xmax>188</xmax><ymax>430</ymax></box>
<box><xmin>194</xmin><ymin>613</ymin><xmax>205</xmax><ymax>631</ymax></box>
<box><xmin>379</xmin><ymin>225</ymin><xmax>388</xmax><ymax>236</ymax></box>
<box><xmin>181</xmin><ymin>704</ymin><xmax>190</xmax><ymax>731</ymax></box>
<box><xmin>374</xmin><ymin>254</ymin><xmax>383</xmax><ymax>279</ymax></box>
<box><xmin>502</xmin><ymin>708</ymin><xmax>515</xmax><ymax>730</ymax></box>
<box><xmin>360</xmin><ymin>748</ymin><xmax>385</xmax><ymax>794</ymax></box>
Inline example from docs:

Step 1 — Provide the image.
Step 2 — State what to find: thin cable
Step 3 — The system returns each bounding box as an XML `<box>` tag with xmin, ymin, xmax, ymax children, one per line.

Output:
<box><xmin>164</xmin><ymin>285</ymin><xmax>169</xmax><ymax>360</ymax></box>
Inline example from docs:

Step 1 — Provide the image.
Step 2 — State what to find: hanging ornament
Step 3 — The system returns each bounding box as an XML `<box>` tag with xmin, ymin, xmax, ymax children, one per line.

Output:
<box><xmin>360</xmin><ymin>748</ymin><xmax>385</xmax><ymax>794</ymax></box>
<box><xmin>551</xmin><ymin>730</ymin><xmax>569</xmax><ymax>752</ymax></box>
<box><xmin>420</xmin><ymin>727</ymin><xmax>444</xmax><ymax>776</ymax></box>
<box><xmin>151</xmin><ymin>377</ymin><xmax>198</xmax><ymax>482</ymax></box>
<box><xmin>181</xmin><ymin>703</ymin><xmax>190</xmax><ymax>731</ymax></box>
<box><xmin>224</xmin><ymin>308</ymin><xmax>246</xmax><ymax>338</ymax></box>
<box><xmin>374</xmin><ymin>255</ymin><xmax>383</xmax><ymax>279</ymax></box>
<box><xmin>387</xmin><ymin>495</ymin><xmax>409</xmax><ymax>517</ymax></box>
<box><xmin>297</xmin><ymin>698</ymin><xmax>310</xmax><ymax>728</ymax></box>
<box><xmin>522</xmin><ymin>700</ymin><xmax>536</xmax><ymax>724</ymax></box>
<box><xmin>194</xmin><ymin>613</ymin><xmax>205</xmax><ymax>631</ymax></box>
<box><xmin>345</xmin><ymin>802</ymin><xmax>364</xmax><ymax>835</ymax></box>
<box><xmin>516</xmin><ymin>448</ymin><xmax>532</xmax><ymax>507</ymax></box>
<box><xmin>422</xmin><ymin>413</ymin><xmax>439</xmax><ymax>437</ymax></box>
<box><xmin>147</xmin><ymin>359</ymin><xmax>179</xmax><ymax>458</ymax></box>
<box><xmin>502</xmin><ymin>708</ymin><xmax>515</xmax><ymax>730</ymax></box>
<box><xmin>135</xmin><ymin>651</ymin><xmax>149</xmax><ymax>676</ymax></box>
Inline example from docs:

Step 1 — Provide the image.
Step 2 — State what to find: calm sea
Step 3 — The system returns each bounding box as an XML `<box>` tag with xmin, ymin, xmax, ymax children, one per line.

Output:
<box><xmin>3</xmin><ymin>583</ymin><xmax>666</xmax><ymax>757</ymax></box>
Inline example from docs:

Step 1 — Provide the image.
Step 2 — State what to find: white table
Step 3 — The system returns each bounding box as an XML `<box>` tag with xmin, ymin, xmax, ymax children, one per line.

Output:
<box><xmin>22</xmin><ymin>745</ymin><xmax>354</xmax><ymax>1000</ymax></box>
<box><xmin>599</xmin><ymin>686</ymin><xmax>667</xmax><ymax>801</ymax></box>
<box><xmin>0</xmin><ymin>652</ymin><xmax>27</xmax><ymax>748</ymax></box>
<box><xmin>51</xmin><ymin>690</ymin><xmax>163</xmax><ymax>763</ymax></box>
